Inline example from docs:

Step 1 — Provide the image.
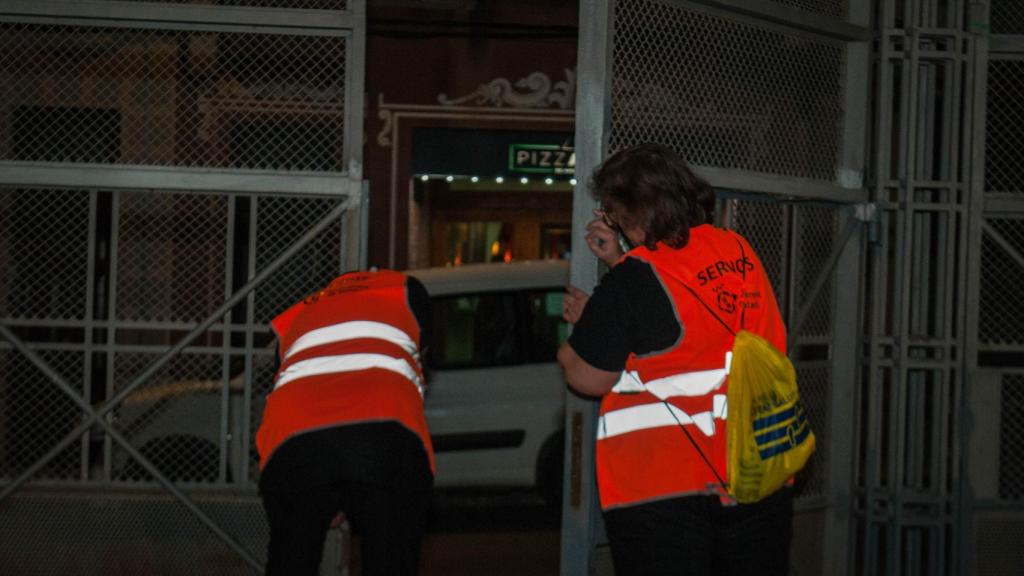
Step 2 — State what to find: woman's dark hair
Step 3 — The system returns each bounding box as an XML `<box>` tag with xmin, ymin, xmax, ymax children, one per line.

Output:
<box><xmin>590</xmin><ymin>143</ymin><xmax>714</xmax><ymax>250</ymax></box>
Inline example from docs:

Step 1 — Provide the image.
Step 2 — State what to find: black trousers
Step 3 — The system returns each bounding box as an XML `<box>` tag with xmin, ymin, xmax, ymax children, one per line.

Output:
<box><xmin>603</xmin><ymin>486</ymin><xmax>794</xmax><ymax>576</ymax></box>
<box><xmin>259</xmin><ymin>422</ymin><xmax>433</xmax><ymax>576</ymax></box>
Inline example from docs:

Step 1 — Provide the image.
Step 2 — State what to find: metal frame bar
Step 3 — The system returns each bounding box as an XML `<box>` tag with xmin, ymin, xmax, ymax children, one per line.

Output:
<box><xmin>0</xmin><ymin>0</ymin><xmax>359</xmax><ymax>30</ymax></box>
<box><xmin>561</xmin><ymin>0</ymin><xmax>613</xmax><ymax>574</ymax></box>
<box><xmin>682</xmin><ymin>0</ymin><xmax>869</xmax><ymax>41</ymax></box>
<box><xmin>0</xmin><ymin>164</ymin><xmax>356</xmax><ymax>196</ymax></box>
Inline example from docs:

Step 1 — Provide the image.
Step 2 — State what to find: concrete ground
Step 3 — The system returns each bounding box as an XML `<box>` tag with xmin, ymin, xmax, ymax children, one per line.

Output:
<box><xmin>339</xmin><ymin>488</ymin><xmax>562</xmax><ymax>576</ymax></box>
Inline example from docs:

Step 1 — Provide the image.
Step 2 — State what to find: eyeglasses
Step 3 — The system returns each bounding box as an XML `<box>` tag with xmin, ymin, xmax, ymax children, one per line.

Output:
<box><xmin>600</xmin><ymin>209</ymin><xmax>619</xmax><ymax>230</ymax></box>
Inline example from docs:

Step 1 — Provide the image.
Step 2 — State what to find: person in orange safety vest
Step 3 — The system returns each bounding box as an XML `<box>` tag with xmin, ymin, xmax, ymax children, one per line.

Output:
<box><xmin>257</xmin><ymin>268</ymin><xmax>433</xmax><ymax>576</ymax></box>
<box><xmin>558</xmin><ymin>144</ymin><xmax>793</xmax><ymax>576</ymax></box>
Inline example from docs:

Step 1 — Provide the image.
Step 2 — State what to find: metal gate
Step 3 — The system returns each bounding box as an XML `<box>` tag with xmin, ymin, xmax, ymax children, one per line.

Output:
<box><xmin>567</xmin><ymin>0</ymin><xmax>870</xmax><ymax>574</ymax></box>
<box><xmin>0</xmin><ymin>1</ymin><xmax>366</xmax><ymax>573</ymax></box>
<box><xmin>963</xmin><ymin>1</ymin><xmax>1024</xmax><ymax>575</ymax></box>
<box><xmin>569</xmin><ymin>0</ymin><xmax>1022</xmax><ymax>574</ymax></box>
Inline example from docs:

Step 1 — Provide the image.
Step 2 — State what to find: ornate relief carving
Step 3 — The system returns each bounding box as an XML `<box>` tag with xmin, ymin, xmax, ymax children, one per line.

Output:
<box><xmin>377</xmin><ymin>105</ymin><xmax>394</xmax><ymax>147</ymax></box>
<box><xmin>438</xmin><ymin>68</ymin><xmax>576</xmax><ymax>109</ymax></box>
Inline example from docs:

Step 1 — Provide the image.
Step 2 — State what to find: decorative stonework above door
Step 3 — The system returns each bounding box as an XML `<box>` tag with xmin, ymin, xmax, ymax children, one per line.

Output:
<box><xmin>437</xmin><ymin>68</ymin><xmax>576</xmax><ymax>109</ymax></box>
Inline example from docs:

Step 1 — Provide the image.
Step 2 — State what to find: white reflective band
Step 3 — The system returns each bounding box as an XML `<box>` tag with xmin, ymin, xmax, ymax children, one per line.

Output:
<box><xmin>597</xmin><ymin>394</ymin><xmax>727</xmax><ymax>440</ymax></box>
<box><xmin>611</xmin><ymin>368</ymin><xmax>727</xmax><ymax>399</ymax></box>
<box><xmin>274</xmin><ymin>353</ymin><xmax>424</xmax><ymax>397</ymax></box>
<box><xmin>284</xmin><ymin>321</ymin><xmax>418</xmax><ymax>361</ymax></box>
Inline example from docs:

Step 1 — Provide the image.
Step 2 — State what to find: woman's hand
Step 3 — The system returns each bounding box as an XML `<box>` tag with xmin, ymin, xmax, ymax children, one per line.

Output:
<box><xmin>585</xmin><ymin>209</ymin><xmax>624</xmax><ymax>267</ymax></box>
<box><xmin>562</xmin><ymin>284</ymin><xmax>590</xmax><ymax>324</ymax></box>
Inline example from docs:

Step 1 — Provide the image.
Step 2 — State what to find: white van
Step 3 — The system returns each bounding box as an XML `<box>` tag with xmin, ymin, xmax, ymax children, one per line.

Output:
<box><xmin>111</xmin><ymin>260</ymin><xmax>570</xmax><ymax>503</ymax></box>
<box><xmin>409</xmin><ymin>260</ymin><xmax>569</xmax><ymax>503</ymax></box>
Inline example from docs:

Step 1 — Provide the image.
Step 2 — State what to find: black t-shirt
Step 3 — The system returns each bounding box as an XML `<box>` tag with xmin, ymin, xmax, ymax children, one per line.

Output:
<box><xmin>568</xmin><ymin>257</ymin><xmax>681</xmax><ymax>373</ymax></box>
<box><xmin>405</xmin><ymin>275</ymin><xmax>431</xmax><ymax>353</ymax></box>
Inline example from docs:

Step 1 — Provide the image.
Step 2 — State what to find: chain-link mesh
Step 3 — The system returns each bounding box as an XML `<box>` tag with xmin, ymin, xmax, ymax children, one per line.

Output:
<box><xmin>253</xmin><ymin>196</ymin><xmax>345</xmax><ymax>323</ymax></box>
<box><xmin>610</xmin><ymin>0</ymin><xmax>845</xmax><ymax>181</ymax></box>
<box><xmin>795</xmin><ymin>364</ymin><xmax>829</xmax><ymax>498</ymax></box>
<box><xmin>991</xmin><ymin>0</ymin><xmax>1024</xmax><ymax>35</ymax></box>
<box><xmin>979</xmin><ymin>218</ymin><xmax>1024</xmax><ymax>346</ymax></box>
<box><xmin>112</xmin><ymin>352</ymin><xmax>229</xmax><ymax>484</ymax></box>
<box><xmin>248</xmin><ymin>354</ymin><xmax>277</xmax><ymax>482</ymax></box>
<box><xmin>0</xmin><ymin>22</ymin><xmax>347</xmax><ymax>172</ymax></box>
<box><xmin>795</xmin><ymin>204</ymin><xmax>837</xmax><ymax>339</ymax></box>
<box><xmin>726</xmin><ymin>197</ymin><xmax>787</xmax><ymax>307</ymax></box>
<box><xmin>0</xmin><ymin>491</ymin><xmax>267</xmax><ymax>573</ymax></box>
<box><xmin>986</xmin><ymin>60</ymin><xmax>1024</xmax><ymax>195</ymax></box>
<box><xmin>101</xmin><ymin>0</ymin><xmax>346</xmax><ymax>8</ymax></box>
<box><xmin>115</xmin><ymin>191</ymin><xmax>229</xmax><ymax>323</ymax></box>
<box><xmin>0</xmin><ymin>188</ymin><xmax>91</xmax><ymax>321</ymax></box>
<box><xmin>1000</xmin><ymin>374</ymin><xmax>1024</xmax><ymax>500</ymax></box>
<box><xmin>0</xmin><ymin>349</ymin><xmax>85</xmax><ymax>481</ymax></box>
<box><xmin>768</xmin><ymin>0</ymin><xmax>847</xmax><ymax>19</ymax></box>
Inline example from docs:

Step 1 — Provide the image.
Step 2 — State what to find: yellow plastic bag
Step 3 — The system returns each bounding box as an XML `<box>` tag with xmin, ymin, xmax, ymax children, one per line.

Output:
<box><xmin>726</xmin><ymin>330</ymin><xmax>815</xmax><ymax>503</ymax></box>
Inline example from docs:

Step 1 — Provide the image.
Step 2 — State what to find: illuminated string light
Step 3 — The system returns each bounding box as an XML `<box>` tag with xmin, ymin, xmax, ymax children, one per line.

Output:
<box><xmin>420</xmin><ymin>175</ymin><xmax>429</xmax><ymax>182</ymax></box>
<box><xmin>495</xmin><ymin>176</ymin><xmax>504</xmax><ymax>184</ymax></box>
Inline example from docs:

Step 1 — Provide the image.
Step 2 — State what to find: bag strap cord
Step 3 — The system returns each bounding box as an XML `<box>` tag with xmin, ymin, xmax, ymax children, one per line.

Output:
<box><xmin>647</xmin><ymin>235</ymin><xmax>755</xmax><ymax>497</ymax></box>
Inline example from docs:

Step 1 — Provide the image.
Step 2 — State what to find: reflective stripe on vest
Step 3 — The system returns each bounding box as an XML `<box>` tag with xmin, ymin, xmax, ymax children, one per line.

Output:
<box><xmin>274</xmin><ymin>352</ymin><xmax>424</xmax><ymax>396</ymax></box>
<box><xmin>610</xmin><ymin>351</ymin><xmax>732</xmax><ymax>398</ymax></box>
<box><xmin>598</xmin><ymin>393</ymin><xmax>728</xmax><ymax>439</ymax></box>
<box><xmin>284</xmin><ymin>320</ymin><xmax>419</xmax><ymax>361</ymax></box>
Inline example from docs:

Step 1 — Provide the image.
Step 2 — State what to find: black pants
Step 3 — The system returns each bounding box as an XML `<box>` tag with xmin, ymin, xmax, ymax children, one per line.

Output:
<box><xmin>603</xmin><ymin>487</ymin><xmax>794</xmax><ymax>576</ymax></box>
<box><xmin>260</xmin><ymin>422</ymin><xmax>433</xmax><ymax>576</ymax></box>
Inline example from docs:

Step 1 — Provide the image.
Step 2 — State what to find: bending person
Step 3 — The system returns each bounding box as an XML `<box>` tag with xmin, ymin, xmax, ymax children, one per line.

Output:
<box><xmin>257</xmin><ymin>268</ymin><xmax>433</xmax><ymax>576</ymax></box>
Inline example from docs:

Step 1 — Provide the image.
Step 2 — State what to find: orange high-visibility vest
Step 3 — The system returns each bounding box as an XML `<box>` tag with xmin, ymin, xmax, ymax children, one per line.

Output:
<box><xmin>256</xmin><ymin>269</ymin><xmax>434</xmax><ymax>472</ymax></box>
<box><xmin>596</xmin><ymin>225</ymin><xmax>786</xmax><ymax>509</ymax></box>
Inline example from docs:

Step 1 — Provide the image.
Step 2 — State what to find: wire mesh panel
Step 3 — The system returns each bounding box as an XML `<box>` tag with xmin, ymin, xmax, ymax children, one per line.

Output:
<box><xmin>725</xmin><ymin>197</ymin><xmax>787</xmax><ymax>298</ymax></box>
<box><xmin>116</xmin><ymin>191</ymin><xmax>230</xmax><ymax>323</ymax></box>
<box><xmin>0</xmin><ymin>22</ymin><xmax>347</xmax><ymax>172</ymax></box>
<box><xmin>794</xmin><ymin>204</ymin><xmax>837</xmax><ymax>339</ymax></box>
<box><xmin>609</xmin><ymin>0</ymin><xmax>846</xmax><ymax>181</ymax></box>
<box><xmin>0</xmin><ymin>349</ymin><xmax>85</xmax><ymax>482</ymax></box>
<box><xmin>991</xmin><ymin>0</ymin><xmax>1024</xmax><ymax>35</ymax></box>
<box><xmin>985</xmin><ymin>60</ymin><xmax>1024</xmax><ymax>195</ymax></box>
<box><xmin>998</xmin><ymin>374</ymin><xmax>1024</xmax><ymax>500</ymax></box>
<box><xmin>112</xmin><ymin>352</ymin><xmax>233</xmax><ymax>485</ymax></box>
<box><xmin>768</xmin><ymin>0</ymin><xmax>848</xmax><ymax>19</ymax></box>
<box><xmin>0</xmin><ymin>188</ymin><xmax>91</xmax><ymax>321</ymax></box>
<box><xmin>978</xmin><ymin>218</ymin><xmax>1024</xmax><ymax>347</ymax></box>
<box><xmin>0</xmin><ymin>491</ymin><xmax>268</xmax><ymax>574</ymax></box>
<box><xmin>253</xmin><ymin>196</ymin><xmax>346</xmax><ymax>324</ymax></box>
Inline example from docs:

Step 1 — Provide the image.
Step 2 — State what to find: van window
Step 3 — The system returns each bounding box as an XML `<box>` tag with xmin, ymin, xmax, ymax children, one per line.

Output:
<box><xmin>429</xmin><ymin>288</ymin><xmax>568</xmax><ymax>369</ymax></box>
<box><xmin>523</xmin><ymin>289</ymin><xmax>568</xmax><ymax>363</ymax></box>
<box><xmin>431</xmin><ymin>292</ymin><xmax>520</xmax><ymax>368</ymax></box>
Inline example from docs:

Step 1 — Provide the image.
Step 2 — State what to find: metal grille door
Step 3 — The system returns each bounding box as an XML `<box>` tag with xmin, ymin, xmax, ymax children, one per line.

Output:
<box><xmin>0</xmin><ymin>1</ymin><xmax>366</xmax><ymax>573</ymax></box>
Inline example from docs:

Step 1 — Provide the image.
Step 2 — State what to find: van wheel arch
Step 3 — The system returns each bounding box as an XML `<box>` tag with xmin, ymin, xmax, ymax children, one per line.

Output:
<box><xmin>535</xmin><ymin>430</ymin><xmax>564</xmax><ymax>508</ymax></box>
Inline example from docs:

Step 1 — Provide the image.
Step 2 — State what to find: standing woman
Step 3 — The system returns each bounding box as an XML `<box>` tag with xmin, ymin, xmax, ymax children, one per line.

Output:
<box><xmin>558</xmin><ymin>143</ymin><xmax>793</xmax><ymax>576</ymax></box>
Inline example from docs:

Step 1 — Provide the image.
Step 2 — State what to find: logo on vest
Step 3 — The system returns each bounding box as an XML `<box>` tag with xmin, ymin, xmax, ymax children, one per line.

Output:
<box><xmin>696</xmin><ymin>257</ymin><xmax>755</xmax><ymax>286</ymax></box>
